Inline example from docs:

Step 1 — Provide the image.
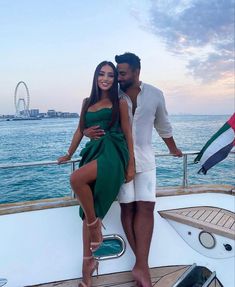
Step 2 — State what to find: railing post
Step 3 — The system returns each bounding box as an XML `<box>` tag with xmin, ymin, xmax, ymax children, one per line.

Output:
<box><xmin>183</xmin><ymin>154</ymin><xmax>188</xmax><ymax>187</ymax></box>
<box><xmin>71</xmin><ymin>161</ymin><xmax>76</xmax><ymax>198</ymax></box>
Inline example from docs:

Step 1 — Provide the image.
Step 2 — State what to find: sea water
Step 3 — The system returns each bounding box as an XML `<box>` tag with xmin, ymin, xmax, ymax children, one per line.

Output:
<box><xmin>0</xmin><ymin>115</ymin><xmax>234</xmax><ymax>204</ymax></box>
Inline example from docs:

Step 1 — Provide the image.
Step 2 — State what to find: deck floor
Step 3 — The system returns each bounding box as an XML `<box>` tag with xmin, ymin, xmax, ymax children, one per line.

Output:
<box><xmin>159</xmin><ymin>206</ymin><xmax>235</xmax><ymax>240</ymax></box>
<box><xmin>27</xmin><ymin>265</ymin><xmax>189</xmax><ymax>287</ymax></box>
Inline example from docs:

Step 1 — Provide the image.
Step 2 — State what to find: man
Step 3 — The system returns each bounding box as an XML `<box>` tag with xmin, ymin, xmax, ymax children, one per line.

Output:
<box><xmin>84</xmin><ymin>52</ymin><xmax>182</xmax><ymax>287</ymax></box>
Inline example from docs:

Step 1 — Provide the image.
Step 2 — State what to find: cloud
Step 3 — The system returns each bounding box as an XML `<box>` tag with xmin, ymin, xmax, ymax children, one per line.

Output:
<box><xmin>187</xmin><ymin>51</ymin><xmax>234</xmax><ymax>82</ymax></box>
<box><xmin>146</xmin><ymin>0</ymin><xmax>235</xmax><ymax>82</ymax></box>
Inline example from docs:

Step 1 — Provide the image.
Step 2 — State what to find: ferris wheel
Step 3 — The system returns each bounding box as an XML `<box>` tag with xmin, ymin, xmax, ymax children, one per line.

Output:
<box><xmin>14</xmin><ymin>81</ymin><xmax>30</xmax><ymax>117</ymax></box>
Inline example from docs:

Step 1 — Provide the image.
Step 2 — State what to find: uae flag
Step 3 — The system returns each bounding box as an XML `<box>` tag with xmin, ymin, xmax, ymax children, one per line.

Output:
<box><xmin>194</xmin><ymin>113</ymin><xmax>235</xmax><ymax>174</ymax></box>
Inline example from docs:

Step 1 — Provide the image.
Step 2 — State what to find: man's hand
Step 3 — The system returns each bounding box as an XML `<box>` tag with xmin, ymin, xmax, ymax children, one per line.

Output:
<box><xmin>125</xmin><ymin>161</ymin><xmax>135</xmax><ymax>183</ymax></box>
<box><xmin>83</xmin><ymin>126</ymin><xmax>105</xmax><ymax>139</ymax></box>
<box><xmin>170</xmin><ymin>148</ymin><xmax>183</xmax><ymax>157</ymax></box>
<box><xmin>162</xmin><ymin>137</ymin><xmax>183</xmax><ymax>157</ymax></box>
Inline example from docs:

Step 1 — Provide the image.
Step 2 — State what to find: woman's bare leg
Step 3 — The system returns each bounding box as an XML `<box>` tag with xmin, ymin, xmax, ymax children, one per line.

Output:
<box><xmin>71</xmin><ymin>161</ymin><xmax>100</xmax><ymax>286</ymax></box>
<box><xmin>79</xmin><ymin>220</ymin><xmax>98</xmax><ymax>287</ymax></box>
<box><xmin>83</xmin><ymin>219</ymin><xmax>92</xmax><ymax>257</ymax></box>
<box><xmin>70</xmin><ymin>160</ymin><xmax>97</xmax><ymax>224</ymax></box>
<box><xmin>70</xmin><ymin>160</ymin><xmax>102</xmax><ymax>247</ymax></box>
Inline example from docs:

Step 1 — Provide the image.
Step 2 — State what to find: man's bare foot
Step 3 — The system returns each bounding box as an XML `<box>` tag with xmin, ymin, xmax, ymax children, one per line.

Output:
<box><xmin>132</xmin><ymin>265</ymin><xmax>152</xmax><ymax>287</ymax></box>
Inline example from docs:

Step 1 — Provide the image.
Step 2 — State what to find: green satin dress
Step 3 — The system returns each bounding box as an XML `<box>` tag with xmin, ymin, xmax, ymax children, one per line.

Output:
<box><xmin>79</xmin><ymin>108</ymin><xmax>129</xmax><ymax>220</ymax></box>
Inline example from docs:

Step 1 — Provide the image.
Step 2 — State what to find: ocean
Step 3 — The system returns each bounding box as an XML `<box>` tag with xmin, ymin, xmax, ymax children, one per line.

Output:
<box><xmin>0</xmin><ymin>115</ymin><xmax>234</xmax><ymax>204</ymax></box>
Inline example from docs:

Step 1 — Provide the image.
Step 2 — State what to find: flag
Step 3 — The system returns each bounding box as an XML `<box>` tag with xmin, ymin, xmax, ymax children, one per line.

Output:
<box><xmin>194</xmin><ymin>113</ymin><xmax>235</xmax><ymax>174</ymax></box>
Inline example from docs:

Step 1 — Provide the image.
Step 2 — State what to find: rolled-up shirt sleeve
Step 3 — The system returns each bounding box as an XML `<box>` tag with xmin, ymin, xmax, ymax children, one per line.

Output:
<box><xmin>154</xmin><ymin>92</ymin><xmax>173</xmax><ymax>138</ymax></box>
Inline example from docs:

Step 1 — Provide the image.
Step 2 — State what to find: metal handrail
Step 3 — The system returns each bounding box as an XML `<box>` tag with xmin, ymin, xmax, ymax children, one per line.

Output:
<box><xmin>0</xmin><ymin>158</ymin><xmax>81</xmax><ymax>169</ymax></box>
<box><xmin>0</xmin><ymin>150</ymin><xmax>234</xmax><ymax>189</ymax></box>
<box><xmin>0</xmin><ymin>150</ymin><xmax>199</xmax><ymax>169</ymax></box>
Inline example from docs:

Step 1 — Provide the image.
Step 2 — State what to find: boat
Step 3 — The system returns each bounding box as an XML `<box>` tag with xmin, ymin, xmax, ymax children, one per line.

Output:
<box><xmin>0</xmin><ymin>151</ymin><xmax>234</xmax><ymax>287</ymax></box>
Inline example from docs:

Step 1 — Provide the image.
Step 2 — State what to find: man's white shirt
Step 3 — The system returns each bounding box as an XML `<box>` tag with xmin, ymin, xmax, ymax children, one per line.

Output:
<box><xmin>119</xmin><ymin>82</ymin><xmax>173</xmax><ymax>173</ymax></box>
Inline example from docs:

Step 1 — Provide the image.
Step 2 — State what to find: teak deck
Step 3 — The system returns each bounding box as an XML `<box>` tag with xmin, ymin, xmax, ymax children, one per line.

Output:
<box><xmin>159</xmin><ymin>206</ymin><xmax>235</xmax><ymax>240</ymax></box>
<box><xmin>27</xmin><ymin>265</ymin><xmax>189</xmax><ymax>287</ymax></box>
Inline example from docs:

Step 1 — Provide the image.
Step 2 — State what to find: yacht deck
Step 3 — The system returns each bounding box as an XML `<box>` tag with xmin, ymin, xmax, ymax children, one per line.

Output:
<box><xmin>26</xmin><ymin>265</ymin><xmax>189</xmax><ymax>287</ymax></box>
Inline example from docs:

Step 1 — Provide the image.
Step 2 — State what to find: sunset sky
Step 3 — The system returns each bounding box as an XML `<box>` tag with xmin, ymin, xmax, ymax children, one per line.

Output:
<box><xmin>0</xmin><ymin>0</ymin><xmax>234</xmax><ymax>115</ymax></box>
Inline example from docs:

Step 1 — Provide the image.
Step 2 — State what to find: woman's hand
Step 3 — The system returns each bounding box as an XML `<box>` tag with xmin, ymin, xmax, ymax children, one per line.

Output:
<box><xmin>125</xmin><ymin>161</ymin><xmax>135</xmax><ymax>183</ymax></box>
<box><xmin>57</xmin><ymin>154</ymin><xmax>71</xmax><ymax>164</ymax></box>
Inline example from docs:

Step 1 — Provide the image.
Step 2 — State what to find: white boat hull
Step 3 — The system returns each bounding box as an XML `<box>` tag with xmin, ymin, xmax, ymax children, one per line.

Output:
<box><xmin>0</xmin><ymin>188</ymin><xmax>234</xmax><ymax>287</ymax></box>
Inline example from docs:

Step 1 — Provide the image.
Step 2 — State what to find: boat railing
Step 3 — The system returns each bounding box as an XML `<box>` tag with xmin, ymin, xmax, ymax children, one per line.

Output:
<box><xmin>155</xmin><ymin>150</ymin><xmax>200</xmax><ymax>187</ymax></box>
<box><xmin>0</xmin><ymin>150</ymin><xmax>234</xmax><ymax>197</ymax></box>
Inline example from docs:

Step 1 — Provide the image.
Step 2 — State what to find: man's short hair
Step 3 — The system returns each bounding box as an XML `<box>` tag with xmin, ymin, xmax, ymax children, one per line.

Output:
<box><xmin>115</xmin><ymin>52</ymin><xmax>141</xmax><ymax>70</ymax></box>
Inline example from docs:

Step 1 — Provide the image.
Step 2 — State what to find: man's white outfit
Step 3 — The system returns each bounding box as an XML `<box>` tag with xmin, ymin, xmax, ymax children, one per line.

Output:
<box><xmin>118</xmin><ymin>82</ymin><xmax>173</xmax><ymax>203</ymax></box>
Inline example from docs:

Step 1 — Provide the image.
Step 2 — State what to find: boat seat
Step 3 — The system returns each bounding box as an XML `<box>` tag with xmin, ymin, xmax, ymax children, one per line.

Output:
<box><xmin>159</xmin><ymin>206</ymin><xmax>235</xmax><ymax>240</ymax></box>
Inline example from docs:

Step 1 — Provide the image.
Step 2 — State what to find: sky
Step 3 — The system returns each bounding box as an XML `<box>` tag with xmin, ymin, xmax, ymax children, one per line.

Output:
<box><xmin>0</xmin><ymin>0</ymin><xmax>234</xmax><ymax>115</ymax></box>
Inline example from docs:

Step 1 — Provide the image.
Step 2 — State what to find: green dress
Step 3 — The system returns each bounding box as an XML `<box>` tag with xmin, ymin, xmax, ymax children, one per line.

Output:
<box><xmin>79</xmin><ymin>108</ymin><xmax>129</xmax><ymax>220</ymax></box>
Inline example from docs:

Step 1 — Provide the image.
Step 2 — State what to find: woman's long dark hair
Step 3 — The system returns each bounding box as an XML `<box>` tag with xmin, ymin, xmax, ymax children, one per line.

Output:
<box><xmin>80</xmin><ymin>61</ymin><xmax>119</xmax><ymax>132</ymax></box>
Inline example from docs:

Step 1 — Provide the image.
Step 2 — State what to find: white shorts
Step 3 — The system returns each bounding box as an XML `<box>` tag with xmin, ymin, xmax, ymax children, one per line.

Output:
<box><xmin>118</xmin><ymin>169</ymin><xmax>156</xmax><ymax>203</ymax></box>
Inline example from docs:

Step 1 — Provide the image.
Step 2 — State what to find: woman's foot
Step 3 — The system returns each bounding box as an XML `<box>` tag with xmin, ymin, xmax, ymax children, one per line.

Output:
<box><xmin>79</xmin><ymin>256</ymin><xmax>99</xmax><ymax>287</ymax></box>
<box><xmin>87</xmin><ymin>218</ymin><xmax>103</xmax><ymax>252</ymax></box>
<box><xmin>132</xmin><ymin>265</ymin><xmax>152</xmax><ymax>287</ymax></box>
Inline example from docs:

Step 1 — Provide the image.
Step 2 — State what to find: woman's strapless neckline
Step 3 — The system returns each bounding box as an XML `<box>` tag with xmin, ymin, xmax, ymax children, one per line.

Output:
<box><xmin>87</xmin><ymin>107</ymin><xmax>112</xmax><ymax>113</ymax></box>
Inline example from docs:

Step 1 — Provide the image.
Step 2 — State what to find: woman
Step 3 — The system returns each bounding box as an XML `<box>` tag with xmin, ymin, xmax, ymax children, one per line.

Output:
<box><xmin>58</xmin><ymin>61</ymin><xmax>135</xmax><ymax>287</ymax></box>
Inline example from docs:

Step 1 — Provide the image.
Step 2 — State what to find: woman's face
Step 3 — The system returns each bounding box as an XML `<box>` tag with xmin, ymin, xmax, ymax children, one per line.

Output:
<box><xmin>97</xmin><ymin>64</ymin><xmax>115</xmax><ymax>91</ymax></box>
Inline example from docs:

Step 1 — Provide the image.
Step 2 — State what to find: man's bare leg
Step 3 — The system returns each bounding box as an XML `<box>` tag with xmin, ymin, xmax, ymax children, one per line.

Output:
<box><xmin>120</xmin><ymin>201</ymin><xmax>155</xmax><ymax>287</ymax></box>
<box><xmin>120</xmin><ymin>202</ymin><xmax>136</xmax><ymax>253</ymax></box>
<box><xmin>132</xmin><ymin>201</ymin><xmax>155</xmax><ymax>287</ymax></box>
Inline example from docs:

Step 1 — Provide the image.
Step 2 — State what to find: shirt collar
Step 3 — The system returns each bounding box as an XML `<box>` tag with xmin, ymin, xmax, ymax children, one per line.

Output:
<box><xmin>119</xmin><ymin>81</ymin><xmax>144</xmax><ymax>96</ymax></box>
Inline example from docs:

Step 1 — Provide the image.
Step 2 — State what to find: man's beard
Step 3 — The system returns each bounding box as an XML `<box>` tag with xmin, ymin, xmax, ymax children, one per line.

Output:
<box><xmin>119</xmin><ymin>81</ymin><xmax>133</xmax><ymax>92</ymax></box>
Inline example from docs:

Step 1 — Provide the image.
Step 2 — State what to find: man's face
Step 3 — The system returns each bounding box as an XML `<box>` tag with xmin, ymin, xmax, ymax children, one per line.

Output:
<box><xmin>117</xmin><ymin>63</ymin><xmax>135</xmax><ymax>91</ymax></box>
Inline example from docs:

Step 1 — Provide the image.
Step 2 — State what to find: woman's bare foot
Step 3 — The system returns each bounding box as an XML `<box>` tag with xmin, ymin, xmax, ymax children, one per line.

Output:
<box><xmin>132</xmin><ymin>265</ymin><xmax>152</xmax><ymax>287</ymax></box>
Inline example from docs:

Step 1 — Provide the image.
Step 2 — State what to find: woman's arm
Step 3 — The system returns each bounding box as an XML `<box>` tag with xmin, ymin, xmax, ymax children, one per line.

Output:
<box><xmin>57</xmin><ymin>124</ymin><xmax>83</xmax><ymax>163</ymax></box>
<box><xmin>57</xmin><ymin>99</ymin><xmax>87</xmax><ymax>164</ymax></box>
<box><xmin>119</xmin><ymin>98</ymin><xmax>135</xmax><ymax>182</ymax></box>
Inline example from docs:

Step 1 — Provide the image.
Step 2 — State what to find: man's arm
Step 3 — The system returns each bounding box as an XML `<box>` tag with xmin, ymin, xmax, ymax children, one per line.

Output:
<box><xmin>83</xmin><ymin>126</ymin><xmax>105</xmax><ymax>139</ymax></box>
<box><xmin>153</xmin><ymin>91</ymin><xmax>182</xmax><ymax>157</ymax></box>
<box><xmin>162</xmin><ymin>137</ymin><xmax>182</xmax><ymax>157</ymax></box>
